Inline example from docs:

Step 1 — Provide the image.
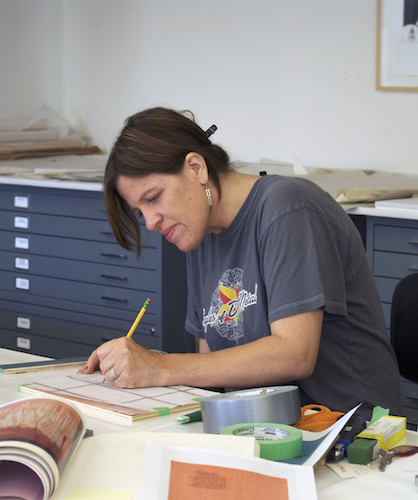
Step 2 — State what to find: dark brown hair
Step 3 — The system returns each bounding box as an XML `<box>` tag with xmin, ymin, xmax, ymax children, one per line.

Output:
<box><xmin>104</xmin><ymin>107</ymin><xmax>231</xmax><ymax>255</ymax></box>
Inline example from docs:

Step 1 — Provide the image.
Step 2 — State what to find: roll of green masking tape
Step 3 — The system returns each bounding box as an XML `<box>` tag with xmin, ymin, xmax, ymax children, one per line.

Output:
<box><xmin>220</xmin><ymin>423</ymin><xmax>303</xmax><ymax>461</ymax></box>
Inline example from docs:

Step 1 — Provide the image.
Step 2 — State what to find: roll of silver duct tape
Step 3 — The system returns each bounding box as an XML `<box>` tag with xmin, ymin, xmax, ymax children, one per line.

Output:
<box><xmin>200</xmin><ymin>385</ymin><xmax>301</xmax><ymax>434</ymax></box>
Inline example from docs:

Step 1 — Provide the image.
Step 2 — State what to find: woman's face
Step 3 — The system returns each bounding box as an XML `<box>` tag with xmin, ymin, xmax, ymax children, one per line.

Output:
<box><xmin>116</xmin><ymin>166</ymin><xmax>210</xmax><ymax>252</ymax></box>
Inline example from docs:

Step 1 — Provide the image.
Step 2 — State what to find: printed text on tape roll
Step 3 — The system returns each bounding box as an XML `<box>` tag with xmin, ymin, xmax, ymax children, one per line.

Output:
<box><xmin>221</xmin><ymin>423</ymin><xmax>303</xmax><ymax>461</ymax></box>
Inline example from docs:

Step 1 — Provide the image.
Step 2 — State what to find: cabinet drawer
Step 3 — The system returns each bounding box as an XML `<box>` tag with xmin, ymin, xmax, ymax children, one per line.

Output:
<box><xmin>0</xmin><ymin>250</ymin><xmax>157</xmax><ymax>290</ymax></box>
<box><xmin>374</xmin><ymin>224</ymin><xmax>418</xmax><ymax>255</ymax></box>
<box><xmin>381</xmin><ymin>302</ymin><xmax>391</xmax><ymax>330</ymax></box>
<box><xmin>0</xmin><ymin>185</ymin><xmax>107</xmax><ymax>219</ymax></box>
<box><xmin>374</xmin><ymin>251</ymin><xmax>418</xmax><ymax>279</ymax></box>
<box><xmin>374</xmin><ymin>276</ymin><xmax>399</xmax><ymax>303</ymax></box>
<box><xmin>0</xmin><ymin>327</ymin><xmax>97</xmax><ymax>358</ymax></box>
<box><xmin>0</xmin><ymin>232</ymin><xmax>158</xmax><ymax>268</ymax></box>
<box><xmin>0</xmin><ymin>212</ymin><xmax>159</xmax><ymax>246</ymax></box>
<box><xmin>401</xmin><ymin>379</ymin><xmax>418</xmax><ymax>410</ymax></box>
<box><xmin>0</xmin><ymin>297</ymin><xmax>155</xmax><ymax>337</ymax></box>
<box><xmin>0</xmin><ymin>210</ymin><xmax>119</xmax><ymax>243</ymax></box>
<box><xmin>401</xmin><ymin>407</ymin><xmax>418</xmax><ymax>429</ymax></box>
<box><xmin>0</xmin><ymin>284</ymin><xmax>186</xmax><ymax>327</ymax></box>
<box><xmin>0</xmin><ymin>269</ymin><xmax>159</xmax><ymax>314</ymax></box>
<box><xmin>0</xmin><ymin>323</ymin><xmax>189</xmax><ymax>358</ymax></box>
<box><xmin>0</xmin><ymin>307</ymin><xmax>134</xmax><ymax>346</ymax></box>
<box><xmin>0</xmin><ymin>298</ymin><xmax>192</xmax><ymax>355</ymax></box>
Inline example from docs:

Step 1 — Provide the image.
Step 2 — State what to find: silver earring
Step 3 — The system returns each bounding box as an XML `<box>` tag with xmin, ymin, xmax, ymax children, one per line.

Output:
<box><xmin>205</xmin><ymin>184</ymin><xmax>213</xmax><ymax>214</ymax></box>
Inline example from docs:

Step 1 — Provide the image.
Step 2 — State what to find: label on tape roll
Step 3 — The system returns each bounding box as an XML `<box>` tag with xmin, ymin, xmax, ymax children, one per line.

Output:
<box><xmin>232</xmin><ymin>425</ymin><xmax>290</xmax><ymax>441</ymax></box>
<box><xmin>232</xmin><ymin>388</ymin><xmax>276</xmax><ymax>397</ymax></box>
<box><xmin>221</xmin><ymin>423</ymin><xmax>303</xmax><ymax>461</ymax></box>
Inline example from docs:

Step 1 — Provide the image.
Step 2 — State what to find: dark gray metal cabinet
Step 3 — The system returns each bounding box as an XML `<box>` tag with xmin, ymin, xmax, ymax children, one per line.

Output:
<box><xmin>366</xmin><ymin>216</ymin><xmax>418</xmax><ymax>427</ymax></box>
<box><xmin>0</xmin><ymin>183</ymin><xmax>191</xmax><ymax>358</ymax></box>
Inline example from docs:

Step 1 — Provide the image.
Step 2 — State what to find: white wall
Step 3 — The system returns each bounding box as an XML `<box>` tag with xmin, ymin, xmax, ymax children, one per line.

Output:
<box><xmin>0</xmin><ymin>0</ymin><xmax>62</xmax><ymax>119</ymax></box>
<box><xmin>1</xmin><ymin>0</ymin><xmax>418</xmax><ymax>173</ymax></box>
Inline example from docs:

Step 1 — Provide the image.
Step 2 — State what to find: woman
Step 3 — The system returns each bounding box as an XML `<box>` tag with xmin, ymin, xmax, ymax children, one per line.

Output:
<box><xmin>80</xmin><ymin>107</ymin><xmax>402</xmax><ymax>419</ymax></box>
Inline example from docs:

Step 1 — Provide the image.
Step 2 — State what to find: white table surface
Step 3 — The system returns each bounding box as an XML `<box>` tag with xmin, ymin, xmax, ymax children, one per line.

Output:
<box><xmin>1</xmin><ymin>348</ymin><xmax>418</xmax><ymax>499</ymax></box>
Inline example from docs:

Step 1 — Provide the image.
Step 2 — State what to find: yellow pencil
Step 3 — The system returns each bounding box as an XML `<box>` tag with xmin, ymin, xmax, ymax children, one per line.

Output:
<box><xmin>126</xmin><ymin>298</ymin><xmax>151</xmax><ymax>338</ymax></box>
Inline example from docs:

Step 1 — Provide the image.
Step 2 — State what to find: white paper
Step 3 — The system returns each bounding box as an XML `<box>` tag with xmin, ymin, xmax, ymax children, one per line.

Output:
<box><xmin>136</xmin><ymin>441</ymin><xmax>317</xmax><ymax>500</ymax></box>
<box><xmin>320</xmin><ymin>452</ymin><xmax>418</xmax><ymax>500</ymax></box>
<box><xmin>52</xmin><ymin>432</ymin><xmax>259</xmax><ymax>500</ymax></box>
<box><xmin>285</xmin><ymin>404</ymin><xmax>362</xmax><ymax>467</ymax></box>
<box><xmin>326</xmin><ymin>461</ymin><xmax>375</xmax><ymax>479</ymax></box>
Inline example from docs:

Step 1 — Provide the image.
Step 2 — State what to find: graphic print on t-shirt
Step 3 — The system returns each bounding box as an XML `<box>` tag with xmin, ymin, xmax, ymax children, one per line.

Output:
<box><xmin>202</xmin><ymin>268</ymin><xmax>257</xmax><ymax>344</ymax></box>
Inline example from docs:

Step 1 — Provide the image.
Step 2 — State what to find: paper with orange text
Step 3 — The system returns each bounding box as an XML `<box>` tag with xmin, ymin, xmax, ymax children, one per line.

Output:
<box><xmin>135</xmin><ymin>441</ymin><xmax>317</xmax><ymax>500</ymax></box>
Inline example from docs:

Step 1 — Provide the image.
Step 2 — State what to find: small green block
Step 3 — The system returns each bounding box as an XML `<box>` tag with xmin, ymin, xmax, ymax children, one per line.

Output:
<box><xmin>347</xmin><ymin>438</ymin><xmax>378</xmax><ymax>464</ymax></box>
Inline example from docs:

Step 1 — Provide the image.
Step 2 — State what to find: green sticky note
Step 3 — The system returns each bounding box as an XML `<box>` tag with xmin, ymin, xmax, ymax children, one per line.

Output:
<box><xmin>369</xmin><ymin>406</ymin><xmax>389</xmax><ymax>425</ymax></box>
<box><xmin>153</xmin><ymin>406</ymin><xmax>171</xmax><ymax>416</ymax></box>
<box><xmin>63</xmin><ymin>487</ymin><xmax>133</xmax><ymax>500</ymax></box>
<box><xmin>16</xmin><ymin>383</ymin><xmax>30</xmax><ymax>393</ymax></box>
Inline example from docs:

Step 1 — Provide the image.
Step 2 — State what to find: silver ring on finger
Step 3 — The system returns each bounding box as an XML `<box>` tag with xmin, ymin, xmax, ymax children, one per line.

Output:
<box><xmin>108</xmin><ymin>367</ymin><xmax>118</xmax><ymax>380</ymax></box>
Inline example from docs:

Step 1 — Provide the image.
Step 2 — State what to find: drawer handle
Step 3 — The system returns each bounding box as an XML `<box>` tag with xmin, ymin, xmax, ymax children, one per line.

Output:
<box><xmin>406</xmin><ymin>393</ymin><xmax>418</xmax><ymax>401</ymax></box>
<box><xmin>100</xmin><ymin>230</ymin><xmax>114</xmax><ymax>235</ymax></box>
<box><xmin>408</xmin><ymin>266</ymin><xmax>418</xmax><ymax>271</ymax></box>
<box><xmin>100</xmin><ymin>295</ymin><xmax>128</xmax><ymax>303</ymax></box>
<box><xmin>100</xmin><ymin>273</ymin><xmax>127</xmax><ymax>281</ymax></box>
<box><xmin>409</xmin><ymin>240</ymin><xmax>418</xmax><ymax>245</ymax></box>
<box><xmin>100</xmin><ymin>252</ymin><xmax>127</xmax><ymax>259</ymax></box>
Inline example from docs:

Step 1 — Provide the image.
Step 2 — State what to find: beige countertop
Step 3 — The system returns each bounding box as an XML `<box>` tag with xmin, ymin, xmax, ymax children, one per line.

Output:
<box><xmin>3</xmin><ymin>155</ymin><xmax>418</xmax><ymax>219</ymax></box>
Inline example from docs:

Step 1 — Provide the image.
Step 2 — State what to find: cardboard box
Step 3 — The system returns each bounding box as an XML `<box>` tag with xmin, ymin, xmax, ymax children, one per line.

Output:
<box><xmin>356</xmin><ymin>416</ymin><xmax>406</xmax><ymax>451</ymax></box>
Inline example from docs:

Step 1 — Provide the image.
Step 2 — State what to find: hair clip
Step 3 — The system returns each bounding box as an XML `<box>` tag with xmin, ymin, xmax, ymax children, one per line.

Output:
<box><xmin>205</xmin><ymin>125</ymin><xmax>217</xmax><ymax>138</ymax></box>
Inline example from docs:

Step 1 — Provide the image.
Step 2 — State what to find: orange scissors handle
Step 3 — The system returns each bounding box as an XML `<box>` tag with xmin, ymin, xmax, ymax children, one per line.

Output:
<box><xmin>293</xmin><ymin>404</ymin><xmax>344</xmax><ymax>431</ymax></box>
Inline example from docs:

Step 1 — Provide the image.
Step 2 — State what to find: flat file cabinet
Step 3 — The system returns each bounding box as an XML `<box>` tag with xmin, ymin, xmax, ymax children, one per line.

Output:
<box><xmin>0</xmin><ymin>183</ymin><xmax>191</xmax><ymax>358</ymax></box>
<box><xmin>366</xmin><ymin>216</ymin><xmax>418</xmax><ymax>428</ymax></box>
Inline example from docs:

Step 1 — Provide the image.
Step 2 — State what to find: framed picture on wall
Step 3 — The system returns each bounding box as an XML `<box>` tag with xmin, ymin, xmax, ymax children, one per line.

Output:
<box><xmin>376</xmin><ymin>0</ymin><xmax>418</xmax><ymax>91</ymax></box>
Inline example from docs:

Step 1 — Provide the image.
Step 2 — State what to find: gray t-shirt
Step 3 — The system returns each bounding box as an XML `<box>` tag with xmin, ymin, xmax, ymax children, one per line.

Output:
<box><xmin>185</xmin><ymin>175</ymin><xmax>402</xmax><ymax>419</ymax></box>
